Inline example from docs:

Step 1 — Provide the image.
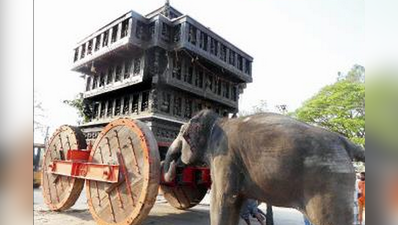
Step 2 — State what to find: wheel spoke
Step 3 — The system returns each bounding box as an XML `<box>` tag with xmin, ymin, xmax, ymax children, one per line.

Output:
<box><xmin>41</xmin><ymin>125</ymin><xmax>86</xmax><ymax>211</ymax></box>
<box><xmin>86</xmin><ymin>118</ymin><xmax>160</xmax><ymax>225</ymax></box>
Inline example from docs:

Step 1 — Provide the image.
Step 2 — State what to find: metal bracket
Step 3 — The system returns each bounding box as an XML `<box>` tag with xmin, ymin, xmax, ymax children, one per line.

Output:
<box><xmin>48</xmin><ymin>149</ymin><xmax>120</xmax><ymax>183</ymax></box>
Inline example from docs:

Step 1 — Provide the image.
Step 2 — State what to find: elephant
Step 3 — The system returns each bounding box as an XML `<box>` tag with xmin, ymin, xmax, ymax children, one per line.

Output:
<box><xmin>163</xmin><ymin>109</ymin><xmax>365</xmax><ymax>225</ymax></box>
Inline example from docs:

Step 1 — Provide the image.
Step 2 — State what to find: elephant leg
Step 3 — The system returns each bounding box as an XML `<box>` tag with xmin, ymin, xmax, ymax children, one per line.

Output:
<box><xmin>210</xmin><ymin>158</ymin><xmax>244</xmax><ymax>225</ymax></box>
<box><xmin>304</xmin><ymin>176</ymin><xmax>354</xmax><ymax>225</ymax></box>
<box><xmin>210</xmin><ymin>185</ymin><xmax>244</xmax><ymax>225</ymax></box>
<box><xmin>305</xmin><ymin>195</ymin><xmax>353</xmax><ymax>225</ymax></box>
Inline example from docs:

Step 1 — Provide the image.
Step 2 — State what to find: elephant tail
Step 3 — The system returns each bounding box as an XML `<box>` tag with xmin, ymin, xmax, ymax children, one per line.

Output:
<box><xmin>340</xmin><ymin>136</ymin><xmax>365</xmax><ymax>162</ymax></box>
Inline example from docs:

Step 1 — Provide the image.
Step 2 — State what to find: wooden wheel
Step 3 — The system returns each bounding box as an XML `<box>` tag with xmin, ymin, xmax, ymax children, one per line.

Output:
<box><xmin>160</xmin><ymin>184</ymin><xmax>208</xmax><ymax>210</ymax></box>
<box><xmin>41</xmin><ymin>125</ymin><xmax>86</xmax><ymax>211</ymax></box>
<box><xmin>86</xmin><ymin>118</ymin><xmax>160</xmax><ymax>225</ymax></box>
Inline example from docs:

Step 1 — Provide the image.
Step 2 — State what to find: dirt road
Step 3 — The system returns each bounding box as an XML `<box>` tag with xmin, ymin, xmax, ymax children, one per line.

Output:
<box><xmin>34</xmin><ymin>187</ymin><xmax>305</xmax><ymax>225</ymax></box>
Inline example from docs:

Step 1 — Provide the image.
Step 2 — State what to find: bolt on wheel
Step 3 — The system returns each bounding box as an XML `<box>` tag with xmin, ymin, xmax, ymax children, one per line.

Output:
<box><xmin>41</xmin><ymin>125</ymin><xmax>86</xmax><ymax>211</ymax></box>
<box><xmin>86</xmin><ymin>118</ymin><xmax>160</xmax><ymax>225</ymax></box>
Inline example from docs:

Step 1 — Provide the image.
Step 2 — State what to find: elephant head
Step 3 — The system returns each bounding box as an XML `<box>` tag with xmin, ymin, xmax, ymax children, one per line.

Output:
<box><xmin>163</xmin><ymin>110</ymin><xmax>219</xmax><ymax>182</ymax></box>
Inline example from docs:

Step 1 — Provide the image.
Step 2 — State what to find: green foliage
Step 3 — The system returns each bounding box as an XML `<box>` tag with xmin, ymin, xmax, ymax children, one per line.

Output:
<box><xmin>63</xmin><ymin>93</ymin><xmax>90</xmax><ymax>124</ymax></box>
<box><xmin>338</xmin><ymin>64</ymin><xmax>365</xmax><ymax>83</ymax></box>
<box><xmin>294</xmin><ymin>65</ymin><xmax>365</xmax><ymax>146</ymax></box>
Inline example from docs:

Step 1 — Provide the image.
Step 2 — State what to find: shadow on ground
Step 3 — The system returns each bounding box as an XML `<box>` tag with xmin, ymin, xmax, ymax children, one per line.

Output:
<box><xmin>143</xmin><ymin>204</ymin><xmax>210</xmax><ymax>225</ymax></box>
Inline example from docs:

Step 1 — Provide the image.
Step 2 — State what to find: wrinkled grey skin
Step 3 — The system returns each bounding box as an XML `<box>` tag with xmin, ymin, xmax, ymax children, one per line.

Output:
<box><xmin>163</xmin><ymin>124</ymin><xmax>189</xmax><ymax>182</ymax></box>
<box><xmin>163</xmin><ymin>110</ymin><xmax>365</xmax><ymax>225</ymax></box>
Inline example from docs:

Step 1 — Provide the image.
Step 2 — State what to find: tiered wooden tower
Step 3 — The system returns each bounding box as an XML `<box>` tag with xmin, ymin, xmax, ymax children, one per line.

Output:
<box><xmin>41</xmin><ymin>3</ymin><xmax>254</xmax><ymax>225</ymax></box>
<box><xmin>72</xmin><ymin>2</ymin><xmax>253</xmax><ymax>155</ymax></box>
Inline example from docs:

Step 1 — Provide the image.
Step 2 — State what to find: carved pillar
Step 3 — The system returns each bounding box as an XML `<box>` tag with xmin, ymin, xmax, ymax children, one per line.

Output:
<box><xmin>149</xmin><ymin>89</ymin><xmax>157</xmax><ymax>113</ymax></box>
<box><xmin>242</xmin><ymin>58</ymin><xmax>246</xmax><ymax>74</ymax></box>
<box><xmin>226</xmin><ymin>48</ymin><xmax>230</xmax><ymax>65</ymax></box>
<box><xmin>128</xmin><ymin>17</ymin><xmax>133</xmax><ymax>36</ymax></box>
<box><xmin>181</xmin><ymin>57</ymin><xmax>186</xmax><ymax>80</ymax></box>
<box><xmin>73</xmin><ymin>48</ymin><xmax>79</xmax><ymax>62</ymax></box>
<box><xmin>97</xmin><ymin>102</ymin><xmax>102</xmax><ymax>119</ymax></box>
<box><xmin>170</xmin><ymin>91</ymin><xmax>175</xmax><ymax>117</ymax></box>
<box><xmin>234</xmin><ymin>51</ymin><xmax>238</xmax><ymax>68</ymax></box>
<box><xmin>168</xmin><ymin>55</ymin><xmax>174</xmax><ymax>81</ymax></box>
<box><xmin>117</xmin><ymin>22</ymin><xmax>122</xmax><ymax>41</ymax></box>
<box><xmin>180</xmin><ymin>95</ymin><xmax>185</xmax><ymax>119</ymax></box>
<box><xmin>216</xmin><ymin>41</ymin><xmax>221</xmax><ymax>58</ymax></box>
<box><xmin>138</xmin><ymin>92</ymin><xmax>143</xmax><ymax>112</ymax></box>
<box><xmin>120</xmin><ymin>96</ymin><xmax>125</xmax><ymax>115</ymax></box>
<box><xmin>110</xmin><ymin>66</ymin><xmax>115</xmax><ymax>85</ymax></box>
<box><xmin>111</xmin><ymin>99</ymin><xmax>116</xmax><ymax>117</ymax></box>
<box><xmin>105</xmin><ymin>68</ymin><xmax>110</xmax><ymax>85</ymax></box>
<box><xmin>154</xmin><ymin>20</ymin><xmax>161</xmax><ymax>42</ymax></box>
<box><xmin>196</xmin><ymin>28</ymin><xmax>201</xmax><ymax>48</ymax></box>
<box><xmin>153</xmin><ymin>49</ymin><xmax>160</xmax><ymax>75</ymax></box>
<box><xmin>127</xmin><ymin>94</ymin><xmax>132</xmax><ymax>114</ymax></box>
<box><xmin>120</xmin><ymin>60</ymin><xmax>126</xmax><ymax>81</ymax></box>
<box><xmin>130</xmin><ymin>18</ymin><xmax>136</xmax><ymax>40</ymax></box>
<box><xmin>139</xmin><ymin>55</ymin><xmax>144</xmax><ymax>77</ymax></box>
<box><xmin>103</xmin><ymin>101</ymin><xmax>109</xmax><ymax>118</ymax></box>
<box><xmin>85</xmin><ymin>76</ymin><xmax>92</xmax><ymax>91</ymax></box>
<box><xmin>206</xmin><ymin>35</ymin><xmax>211</xmax><ymax>54</ymax></box>
<box><xmin>181</xmin><ymin>22</ymin><xmax>188</xmax><ymax>45</ymax></box>
<box><xmin>92</xmin><ymin>37</ymin><xmax>97</xmax><ymax>53</ymax></box>
<box><xmin>192</xmin><ymin>64</ymin><xmax>196</xmax><ymax>87</ymax></box>
<box><xmin>79</xmin><ymin>43</ymin><xmax>84</xmax><ymax>59</ymax></box>
<box><xmin>91</xmin><ymin>75</ymin><xmax>95</xmax><ymax>90</ymax></box>
<box><xmin>108</xmin><ymin>28</ymin><xmax>113</xmax><ymax>46</ymax></box>
<box><xmin>99</xmin><ymin>32</ymin><xmax>104</xmax><ymax>48</ymax></box>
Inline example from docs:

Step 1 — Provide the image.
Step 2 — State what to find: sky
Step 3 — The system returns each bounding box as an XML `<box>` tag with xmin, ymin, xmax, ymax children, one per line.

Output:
<box><xmin>34</xmin><ymin>0</ymin><xmax>365</xmax><ymax>142</ymax></box>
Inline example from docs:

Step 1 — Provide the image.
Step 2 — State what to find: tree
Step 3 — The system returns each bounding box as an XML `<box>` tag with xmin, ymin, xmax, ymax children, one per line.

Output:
<box><xmin>63</xmin><ymin>93</ymin><xmax>90</xmax><ymax>124</ymax></box>
<box><xmin>294</xmin><ymin>65</ymin><xmax>365</xmax><ymax>146</ymax></box>
<box><xmin>275</xmin><ymin>104</ymin><xmax>288</xmax><ymax>115</ymax></box>
<box><xmin>338</xmin><ymin>64</ymin><xmax>365</xmax><ymax>83</ymax></box>
<box><xmin>239</xmin><ymin>100</ymin><xmax>268</xmax><ymax>116</ymax></box>
<box><xmin>34</xmin><ymin>92</ymin><xmax>47</xmax><ymax>137</ymax></box>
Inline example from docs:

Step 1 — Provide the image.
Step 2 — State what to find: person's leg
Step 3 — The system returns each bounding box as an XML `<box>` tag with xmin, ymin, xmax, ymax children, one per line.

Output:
<box><xmin>247</xmin><ymin>200</ymin><xmax>262</xmax><ymax>225</ymax></box>
<box><xmin>243</xmin><ymin>217</ymin><xmax>251</xmax><ymax>225</ymax></box>
<box><xmin>254</xmin><ymin>212</ymin><xmax>265</xmax><ymax>225</ymax></box>
<box><xmin>353</xmin><ymin>201</ymin><xmax>358</xmax><ymax>225</ymax></box>
<box><xmin>362</xmin><ymin>200</ymin><xmax>365</xmax><ymax>224</ymax></box>
<box><xmin>240</xmin><ymin>200</ymin><xmax>251</xmax><ymax>225</ymax></box>
<box><xmin>358</xmin><ymin>198</ymin><xmax>365</xmax><ymax>224</ymax></box>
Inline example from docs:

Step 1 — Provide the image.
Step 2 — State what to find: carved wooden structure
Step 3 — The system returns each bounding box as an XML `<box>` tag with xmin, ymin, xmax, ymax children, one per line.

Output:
<box><xmin>42</xmin><ymin>3</ymin><xmax>253</xmax><ymax>225</ymax></box>
<box><xmin>72</xmin><ymin>3</ymin><xmax>252</xmax><ymax>152</ymax></box>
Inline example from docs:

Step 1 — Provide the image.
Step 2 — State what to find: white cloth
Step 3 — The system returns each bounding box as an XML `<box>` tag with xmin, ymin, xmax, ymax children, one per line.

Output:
<box><xmin>353</xmin><ymin>179</ymin><xmax>359</xmax><ymax>224</ymax></box>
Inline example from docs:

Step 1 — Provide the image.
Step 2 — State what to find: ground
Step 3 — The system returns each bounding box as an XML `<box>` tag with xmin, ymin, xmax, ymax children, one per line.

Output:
<box><xmin>34</xmin><ymin>187</ymin><xmax>306</xmax><ymax>225</ymax></box>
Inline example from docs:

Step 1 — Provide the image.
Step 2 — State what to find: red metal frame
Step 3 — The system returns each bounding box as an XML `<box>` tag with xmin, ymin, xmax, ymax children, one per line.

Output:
<box><xmin>48</xmin><ymin>148</ymin><xmax>120</xmax><ymax>183</ymax></box>
<box><xmin>49</xmin><ymin>148</ymin><xmax>211</xmax><ymax>187</ymax></box>
<box><xmin>160</xmin><ymin>166</ymin><xmax>211</xmax><ymax>188</ymax></box>
<box><xmin>49</xmin><ymin>160</ymin><xmax>120</xmax><ymax>183</ymax></box>
<box><xmin>67</xmin><ymin>149</ymin><xmax>91</xmax><ymax>161</ymax></box>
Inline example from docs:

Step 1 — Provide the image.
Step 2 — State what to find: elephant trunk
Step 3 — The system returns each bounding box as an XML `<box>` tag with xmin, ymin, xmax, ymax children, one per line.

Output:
<box><xmin>163</xmin><ymin>138</ymin><xmax>182</xmax><ymax>182</ymax></box>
